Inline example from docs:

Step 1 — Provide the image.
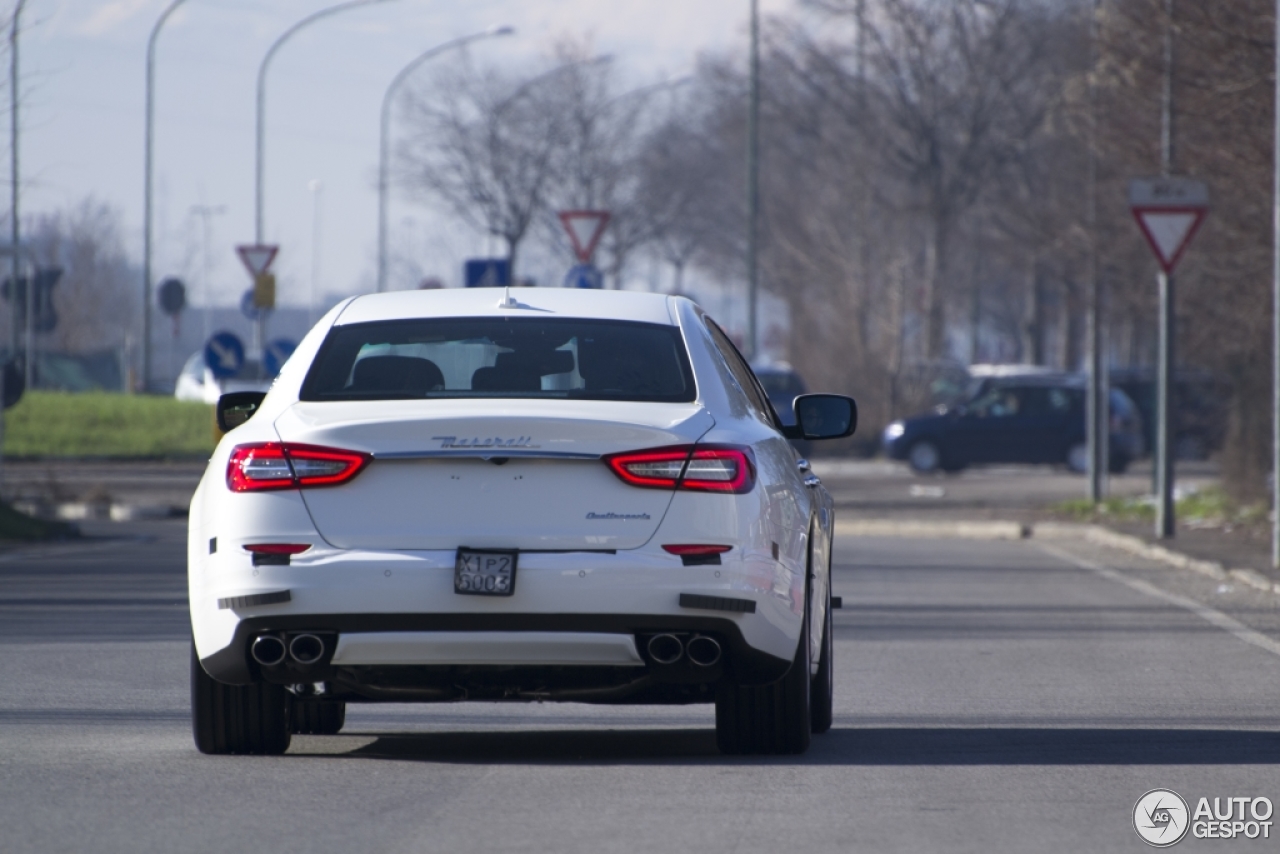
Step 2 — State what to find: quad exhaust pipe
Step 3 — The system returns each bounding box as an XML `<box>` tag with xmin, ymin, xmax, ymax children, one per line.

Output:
<box><xmin>685</xmin><ymin>635</ymin><xmax>722</xmax><ymax>667</ymax></box>
<box><xmin>289</xmin><ymin>633</ymin><xmax>326</xmax><ymax>665</ymax></box>
<box><xmin>645</xmin><ymin>633</ymin><xmax>722</xmax><ymax>667</ymax></box>
<box><xmin>250</xmin><ymin>633</ymin><xmax>327</xmax><ymax>667</ymax></box>
<box><xmin>646</xmin><ymin>633</ymin><xmax>684</xmax><ymax>665</ymax></box>
<box><xmin>250</xmin><ymin>635</ymin><xmax>286</xmax><ymax>667</ymax></box>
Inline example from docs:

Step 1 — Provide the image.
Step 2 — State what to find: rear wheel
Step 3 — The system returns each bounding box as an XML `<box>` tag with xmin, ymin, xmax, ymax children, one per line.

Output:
<box><xmin>290</xmin><ymin>699</ymin><xmax>346</xmax><ymax>735</ymax></box>
<box><xmin>907</xmin><ymin>440</ymin><xmax>941</xmax><ymax>474</ymax></box>
<box><xmin>191</xmin><ymin>640</ymin><xmax>291</xmax><ymax>755</ymax></box>
<box><xmin>1066</xmin><ymin>442</ymin><xmax>1089</xmax><ymax>473</ymax></box>
<box><xmin>810</xmin><ymin>583</ymin><xmax>834</xmax><ymax>735</ymax></box>
<box><xmin>715</xmin><ymin>598</ymin><xmax>812</xmax><ymax>755</ymax></box>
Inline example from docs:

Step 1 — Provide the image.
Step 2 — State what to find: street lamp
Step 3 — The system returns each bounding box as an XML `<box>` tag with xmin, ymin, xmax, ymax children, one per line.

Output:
<box><xmin>143</xmin><ymin>0</ymin><xmax>190</xmax><ymax>392</ymax></box>
<box><xmin>746</xmin><ymin>0</ymin><xmax>760</xmax><ymax>360</ymax></box>
<box><xmin>378</xmin><ymin>25</ymin><xmax>515</xmax><ymax>293</ymax></box>
<box><xmin>256</xmin><ymin>0</ymin><xmax>396</xmax><ymax>243</ymax></box>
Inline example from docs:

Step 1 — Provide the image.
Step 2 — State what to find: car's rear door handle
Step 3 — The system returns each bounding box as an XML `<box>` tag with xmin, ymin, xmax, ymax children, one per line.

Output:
<box><xmin>796</xmin><ymin>459</ymin><xmax>811</xmax><ymax>472</ymax></box>
<box><xmin>804</xmin><ymin>474</ymin><xmax>821</xmax><ymax>488</ymax></box>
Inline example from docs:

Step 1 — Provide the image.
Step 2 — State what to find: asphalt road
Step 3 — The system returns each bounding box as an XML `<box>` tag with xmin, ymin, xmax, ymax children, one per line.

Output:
<box><xmin>3</xmin><ymin>519</ymin><xmax>1279</xmax><ymax>853</ymax></box>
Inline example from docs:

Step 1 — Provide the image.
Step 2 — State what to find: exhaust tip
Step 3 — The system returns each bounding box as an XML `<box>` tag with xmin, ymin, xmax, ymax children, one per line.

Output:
<box><xmin>250</xmin><ymin>634</ymin><xmax>287</xmax><ymax>667</ymax></box>
<box><xmin>686</xmin><ymin>635</ymin><xmax>722</xmax><ymax>667</ymax></box>
<box><xmin>646</xmin><ymin>633</ymin><xmax>684</xmax><ymax>665</ymax></box>
<box><xmin>289</xmin><ymin>633</ymin><xmax>326</xmax><ymax>665</ymax></box>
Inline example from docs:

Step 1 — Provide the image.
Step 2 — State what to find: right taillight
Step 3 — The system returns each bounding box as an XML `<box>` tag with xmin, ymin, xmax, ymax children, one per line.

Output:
<box><xmin>604</xmin><ymin>445</ymin><xmax>755</xmax><ymax>494</ymax></box>
<box><xmin>227</xmin><ymin>443</ymin><xmax>371</xmax><ymax>492</ymax></box>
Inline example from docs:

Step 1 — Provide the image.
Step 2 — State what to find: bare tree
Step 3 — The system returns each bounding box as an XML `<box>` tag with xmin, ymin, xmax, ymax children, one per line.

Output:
<box><xmin>22</xmin><ymin>198</ymin><xmax>138</xmax><ymax>355</ymax></box>
<box><xmin>399</xmin><ymin>60</ymin><xmax>573</xmax><ymax>275</ymax></box>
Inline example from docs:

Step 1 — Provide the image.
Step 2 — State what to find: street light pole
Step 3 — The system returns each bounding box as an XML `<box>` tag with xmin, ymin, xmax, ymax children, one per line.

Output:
<box><xmin>189</xmin><ymin>203</ymin><xmax>226</xmax><ymax>347</ymax></box>
<box><xmin>378</xmin><ymin>26</ymin><xmax>514</xmax><ymax>293</ymax></box>
<box><xmin>1273</xmin><ymin>0</ymin><xmax>1280</xmax><ymax>568</ymax></box>
<box><xmin>256</xmin><ymin>0</ymin><xmax>394</xmax><ymax>243</ymax></box>
<box><xmin>143</xmin><ymin>0</ymin><xmax>189</xmax><ymax>394</ymax></box>
<box><xmin>746</xmin><ymin>0</ymin><xmax>761</xmax><ymax>360</ymax></box>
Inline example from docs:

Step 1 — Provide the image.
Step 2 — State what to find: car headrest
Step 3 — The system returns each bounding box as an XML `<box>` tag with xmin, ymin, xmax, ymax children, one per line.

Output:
<box><xmin>351</xmin><ymin>355</ymin><xmax>444</xmax><ymax>395</ymax></box>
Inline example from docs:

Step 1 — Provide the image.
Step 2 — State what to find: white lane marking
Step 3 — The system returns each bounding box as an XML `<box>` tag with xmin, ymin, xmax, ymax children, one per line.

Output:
<box><xmin>1038</xmin><ymin>542</ymin><xmax>1280</xmax><ymax>659</ymax></box>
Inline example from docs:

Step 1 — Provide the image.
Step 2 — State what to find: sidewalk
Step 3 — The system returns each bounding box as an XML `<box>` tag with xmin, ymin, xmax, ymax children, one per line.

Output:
<box><xmin>814</xmin><ymin>456</ymin><xmax>1278</xmax><ymax>591</ymax></box>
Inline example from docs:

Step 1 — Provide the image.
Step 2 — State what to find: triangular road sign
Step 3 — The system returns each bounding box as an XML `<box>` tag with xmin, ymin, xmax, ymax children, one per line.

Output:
<box><xmin>1132</xmin><ymin>209</ymin><xmax>1206</xmax><ymax>273</ymax></box>
<box><xmin>558</xmin><ymin>210</ymin><xmax>611</xmax><ymax>263</ymax></box>
<box><xmin>237</xmin><ymin>244</ymin><xmax>279</xmax><ymax>277</ymax></box>
<box><xmin>1128</xmin><ymin>177</ymin><xmax>1208</xmax><ymax>274</ymax></box>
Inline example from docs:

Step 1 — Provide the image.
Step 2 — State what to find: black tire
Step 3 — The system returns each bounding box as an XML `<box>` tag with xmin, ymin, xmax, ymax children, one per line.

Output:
<box><xmin>191</xmin><ymin>640</ymin><xmax>291</xmax><ymax>755</ymax></box>
<box><xmin>810</xmin><ymin>584</ymin><xmax>834</xmax><ymax>735</ymax></box>
<box><xmin>290</xmin><ymin>699</ymin><xmax>346</xmax><ymax>735</ymax></box>
<box><xmin>907</xmin><ymin>439</ymin><xmax>942</xmax><ymax>474</ymax></box>
<box><xmin>1108</xmin><ymin>454</ymin><xmax>1131</xmax><ymax>475</ymax></box>
<box><xmin>715</xmin><ymin>598</ymin><xmax>812</xmax><ymax>755</ymax></box>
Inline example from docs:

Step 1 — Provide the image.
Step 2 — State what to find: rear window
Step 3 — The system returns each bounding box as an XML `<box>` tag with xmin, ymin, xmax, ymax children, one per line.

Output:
<box><xmin>300</xmin><ymin>317</ymin><xmax>695</xmax><ymax>403</ymax></box>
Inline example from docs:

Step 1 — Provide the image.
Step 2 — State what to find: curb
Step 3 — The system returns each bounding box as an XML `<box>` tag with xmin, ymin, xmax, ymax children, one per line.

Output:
<box><xmin>13</xmin><ymin>500</ymin><xmax>184</xmax><ymax>523</ymax></box>
<box><xmin>836</xmin><ymin>518</ymin><xmax>1279</xmax><ymax>595</ymax></box>
<box><xmin>835</xmin><ymin>519</ymin><xmax>1028</xmax><ymax>540</ymax></box>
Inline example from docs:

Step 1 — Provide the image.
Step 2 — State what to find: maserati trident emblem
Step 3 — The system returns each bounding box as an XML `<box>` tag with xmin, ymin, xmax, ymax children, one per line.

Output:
<box><xmin>433</xmin><ymin>436</ymin><xmax>539</xmax><ymax>450</ymax></box>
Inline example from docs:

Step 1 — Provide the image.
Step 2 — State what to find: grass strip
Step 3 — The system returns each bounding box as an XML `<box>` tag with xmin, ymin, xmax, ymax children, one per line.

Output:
<box><xmin>2</xmin><ymin>391</ymin><xmax>217</xmax><ymax>458</ymax></box>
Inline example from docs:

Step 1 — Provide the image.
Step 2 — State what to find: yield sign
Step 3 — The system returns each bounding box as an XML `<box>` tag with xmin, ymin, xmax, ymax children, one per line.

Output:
<box><xmin>558</xmin><ymin>210</ymin><xmax>610</xmax><ymax>263</ymax></box>
<box><xmin>1129</xmin><ymin>177</ymin><xmax>1209</xmax><ymax>274</ymax></box>
<box><xmin>236</xmin><ymin>244</ymin><xmax>279</xmax><ymax>277</ymax></box>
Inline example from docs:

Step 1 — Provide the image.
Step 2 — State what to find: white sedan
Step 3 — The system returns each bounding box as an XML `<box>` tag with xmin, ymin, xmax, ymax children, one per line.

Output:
<box><xmin>189</xmin><ymin>288</ymin><xmax>856</xmax><ymax>755</ymax></box>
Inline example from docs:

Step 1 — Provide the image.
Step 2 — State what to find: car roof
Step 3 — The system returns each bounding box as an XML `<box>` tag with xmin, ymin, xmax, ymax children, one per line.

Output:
<box><xmin>968</xmin><ymin>363</ymin><xmax>1062</xmax><ymax>378</ymax></box>
<box><xmin>983</xmin><ymin>373</ymin><xmax>1085</xmax><ymax>389</ymax></box>
<box><xmin>333</xmin><ymin>288</ymin><xmax>682</xmax><ymax>327</ymax></box>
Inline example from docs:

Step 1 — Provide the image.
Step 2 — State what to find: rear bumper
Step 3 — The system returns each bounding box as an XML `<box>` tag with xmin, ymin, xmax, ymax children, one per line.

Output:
<box><xmin>191</xmin><ymin>548</ymin><xmax>799</xmax><ymax>690</ymax></box>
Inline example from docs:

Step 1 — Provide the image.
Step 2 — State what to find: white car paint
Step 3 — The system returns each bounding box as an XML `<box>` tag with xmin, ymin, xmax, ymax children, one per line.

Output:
<box><xmin>188</xmin><ymin>289</ymin><xmax>835</xmax><ymax>702</ymax></box>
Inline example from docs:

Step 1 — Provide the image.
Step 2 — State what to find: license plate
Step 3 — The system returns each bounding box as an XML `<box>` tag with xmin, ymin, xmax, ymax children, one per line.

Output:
<box><xmin>454</xmin><ymin>549</ymin><xmax>517</xmax><ymax>596</ymax></box>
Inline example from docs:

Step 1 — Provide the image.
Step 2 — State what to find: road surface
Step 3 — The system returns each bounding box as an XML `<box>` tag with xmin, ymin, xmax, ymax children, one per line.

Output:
<box><xmin>2</xmin><ymin>518</ymin><xmax>1277</xmax><ymax>852</ymax></box>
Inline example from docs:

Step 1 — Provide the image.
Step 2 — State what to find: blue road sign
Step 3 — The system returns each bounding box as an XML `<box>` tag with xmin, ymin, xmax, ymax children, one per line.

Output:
<box><xmin>240</xmin><ymin>288</ymin><xmax>262</xmax><ymax>321</ymax></box>
<box><xmin>465</xmin><ymin>258</ymin><xmax>511</xmax><ymax>288</ymax></box>
<box><xmin>204</xmin><ymin>331</ymin><xmax>245</xmax><ymax>380</ymax></box>
<box><xmin>263</xmin><ymin>338</ymin><xmax>297</xmax><ymax>378</ymax></box>
<box><xmin>565</xmin><ymin>263</ymin><xmax>603</xmax><ymax>289</ymax></box>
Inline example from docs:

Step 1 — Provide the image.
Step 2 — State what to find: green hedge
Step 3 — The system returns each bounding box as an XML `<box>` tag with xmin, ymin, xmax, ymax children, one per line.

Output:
<box><xmin>2</xmin><ymin>391</ymin><xmax>217</xmax><ymax>458</ymax></box>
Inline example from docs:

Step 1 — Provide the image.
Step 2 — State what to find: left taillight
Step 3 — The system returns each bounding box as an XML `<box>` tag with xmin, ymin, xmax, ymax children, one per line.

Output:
<box><xmin>603</xmin><ymin>445</ymin><xmax>755</xmax><ymax>494</ymax></box>
<box><xmin>226</xmin><ymin>443</ymin><xmax>371</xmax><ymax>492</ymax></box>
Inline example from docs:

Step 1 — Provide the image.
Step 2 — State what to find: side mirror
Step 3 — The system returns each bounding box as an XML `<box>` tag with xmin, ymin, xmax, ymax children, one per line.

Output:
<box><xmin>216</xmin><ymin>391</ymin><xmax>267</xmax><ymax>433</ymax></box>
<box><xmin>787</xmin><ymin>394</ymin><xmax>857</xmax><ymax>440</ymax></box>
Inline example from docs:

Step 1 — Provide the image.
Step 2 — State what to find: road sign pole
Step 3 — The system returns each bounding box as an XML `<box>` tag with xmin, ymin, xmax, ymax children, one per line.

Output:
<box><xmin>1273</xmin><ymin>0</ymin><xmax>1280</xmax><ymax>570</ymax></box>
<box><xmin>1156</xmin><ymin>270</ymin><xmax>1176</xmax><ymax>539</ymax></box>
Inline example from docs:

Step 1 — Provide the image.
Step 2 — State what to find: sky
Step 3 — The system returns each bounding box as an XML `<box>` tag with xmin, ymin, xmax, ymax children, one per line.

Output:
<box><xmin>18</xmin><ymin>0</ymin><xmax>798</xmax><ymax>328</ymax></box>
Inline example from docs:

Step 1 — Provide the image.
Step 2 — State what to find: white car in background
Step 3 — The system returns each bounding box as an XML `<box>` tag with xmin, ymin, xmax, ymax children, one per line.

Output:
<box><xmin>189</xmin><ymin>288</ymin><xmax>856</xmax><ymax>755</ymax></box>
<box><xmin>174</xmin><ymin>350</ymin><xmax>273</xmax><ymax>404</ymax></box>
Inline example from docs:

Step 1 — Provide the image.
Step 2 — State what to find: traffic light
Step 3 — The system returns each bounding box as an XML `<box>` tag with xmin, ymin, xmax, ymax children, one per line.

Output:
<box><xmin>2</xmin><ymin>268</ymin><xmax>62</xmax><ymax>333</ymax></box>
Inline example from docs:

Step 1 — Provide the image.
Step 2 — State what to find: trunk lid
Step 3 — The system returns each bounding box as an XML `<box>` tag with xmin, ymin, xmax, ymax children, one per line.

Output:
<box><xmin>273</xmin><ymin>399</ymin><xmax>713</xmax><ymax>550</ymax></box>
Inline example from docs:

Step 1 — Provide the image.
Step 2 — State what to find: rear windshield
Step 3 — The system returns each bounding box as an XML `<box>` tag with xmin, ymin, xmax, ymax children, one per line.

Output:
<box><xmin>300</xmin><ymin>317</ymin><xmax>695</xmax><ymax>403</ymax></box>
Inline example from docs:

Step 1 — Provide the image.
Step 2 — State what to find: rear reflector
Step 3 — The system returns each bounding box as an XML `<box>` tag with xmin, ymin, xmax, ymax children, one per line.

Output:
<box><xmin>662</xmin><ymin>545</ymin><xmax>733</xmax><ymax>556</ymax></box>
<box><xmin>227</xmin><ymin>443</ymin><xmax>371</xmax><ymax>492</ymax></box>
<box><xmin>604</xmin><ymin>445</ymin><xmax>755</xmax><ymax>494</ymax></box>
<box><xmin>242</xmin><ymin>543</ymin><xmax>312</xmax><ymax>555</ymax></box>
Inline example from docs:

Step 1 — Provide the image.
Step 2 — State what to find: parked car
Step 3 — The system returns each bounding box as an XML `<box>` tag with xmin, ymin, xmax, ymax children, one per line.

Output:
<box><xmin>174</xmin><ymin>351</ymin><xmax>272</xmax><ymax>404</ymax></box>
<box><xmin>752</xmin><ymin>363</ymin><xmax>811</xmax><ymax>455</ymax></box>
<box><xmin>189</xmin><ymin>289</ymin><xmax>857</xmax><ymax>756</ymax></box>
<box><xmin>882</xmin><ymin>372</ymin><xmax>1143</xmax><ymax>474</ymax></box>
<box><xmin>1110</xmin><ymin>368</ymin><xmax>1228</xmax><ymax>461</ymax></box>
